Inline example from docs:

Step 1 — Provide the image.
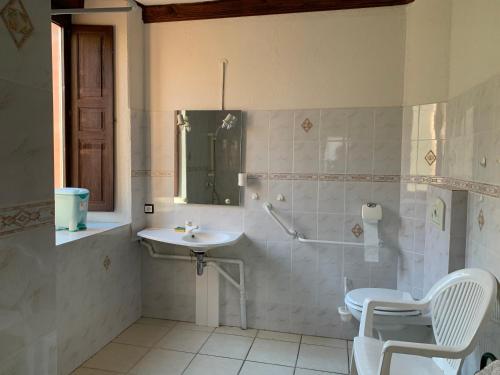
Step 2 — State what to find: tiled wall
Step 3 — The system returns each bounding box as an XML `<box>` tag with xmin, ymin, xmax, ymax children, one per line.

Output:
<box><xmin>423</xmin><ymin>185</ymin><xmax>467</xmax><ymax>294</ymax></box>
<box><xmin>56</xmin><ymin>226</ymin><xmax>142</xmax><ymax>375</ymax></box>
<box><xmin>398</xmin><ymin>74</ymin><xmax>500</xmax><ymax>373</ymax></box>
<box><xmin>0</xmin><ymin>0</ymin><xmax>57</xmax><ymax>373</ymax></box>
<box><xmin>137</xmin><ymin>107</ymin><xmax>403</xmax><ymax>339</ymax></box>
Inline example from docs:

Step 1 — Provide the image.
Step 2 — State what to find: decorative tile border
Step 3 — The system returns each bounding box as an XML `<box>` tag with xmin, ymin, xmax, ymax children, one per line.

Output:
<box><xmin>132</xmin><ymin>170</ymin><xmax>174</xmax><ymax>177</ymax></box>
<box><xmin>248</xmin><ymin>172</ymin><xmax>400</xmax><ymax>183</ymax></box>
<box><xmin>246</xmin><ymin>172</ymin><xmax>500</xmax><ymax>197</ymax></box>
<box><xmin>247</xmin><ymin>173</ymin><xmax>268</xmax><ymax>180</ymax></box>
<box><xmin>401</xmin><ymin>175</ymin><xmax>500</xmax><ymax>198</ymax></box>
<box><xmin>135</xmin><ymin>169</ymin><xmax>500</xmax><ymax>197</ymax></box>
<box><xmin>0</xmin><ymin>200</ymin><xmax>54</xmax><ymax>237</ymax></box>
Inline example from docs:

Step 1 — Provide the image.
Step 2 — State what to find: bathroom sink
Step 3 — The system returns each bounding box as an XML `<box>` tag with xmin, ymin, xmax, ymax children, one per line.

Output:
<box><xmin>137</xmin><ymin>228</ymin><xmax>243</xmax><ymax>252</ymax></box>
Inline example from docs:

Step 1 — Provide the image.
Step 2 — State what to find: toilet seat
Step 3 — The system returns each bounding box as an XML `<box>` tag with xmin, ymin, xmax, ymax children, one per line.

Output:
<box><xmin>345</xmin><ymin>288</ymin><xmax>421</xmax><ymax>316</ymax></box>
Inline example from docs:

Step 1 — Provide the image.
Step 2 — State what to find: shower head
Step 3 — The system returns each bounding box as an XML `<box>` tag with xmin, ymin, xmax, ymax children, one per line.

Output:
<box><xmin>177</xmin><ymin>113</ymin><xmax>191</xmax><ymax>132</ymax></box>
<box><xmin>221</xmin><ymin>113</ymin><xmax>238</xmax><ymax>130</ymax></box>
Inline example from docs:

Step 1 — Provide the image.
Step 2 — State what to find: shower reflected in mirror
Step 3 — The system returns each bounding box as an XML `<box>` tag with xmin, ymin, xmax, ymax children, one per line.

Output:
<box><xmin>174</xmin><ymin>110</ymin><xmax>243</xmax><ymax>206</ymax></box>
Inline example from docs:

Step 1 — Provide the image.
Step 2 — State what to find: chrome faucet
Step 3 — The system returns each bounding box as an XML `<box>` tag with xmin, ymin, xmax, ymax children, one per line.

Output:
<box><xmin>185</xmin><ymin>220</ymin><xmax>199</xmax><ymax>233</ymax></box>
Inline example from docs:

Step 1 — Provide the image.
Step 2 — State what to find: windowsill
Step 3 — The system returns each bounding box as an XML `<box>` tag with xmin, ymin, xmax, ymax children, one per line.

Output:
<box><xmin>56</xmin><ymin>221</ymin><xmax>129</xmax><ymax>246</ymax></box>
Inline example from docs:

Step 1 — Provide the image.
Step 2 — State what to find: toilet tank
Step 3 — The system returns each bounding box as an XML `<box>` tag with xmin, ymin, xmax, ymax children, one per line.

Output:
<box><xmin>55</xmin><ymin>188</ymin><xmax>89</xmax><ymax>231</ymax></box>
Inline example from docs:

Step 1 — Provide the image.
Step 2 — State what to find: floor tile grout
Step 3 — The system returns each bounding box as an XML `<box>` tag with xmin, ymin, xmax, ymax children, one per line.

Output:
<box><xmin>294</xmin><ymin>334</ymin><xmax>303</xmax><ymax>369</ymax></box>
<box><xmin>78</xmin><ymin>319</ymin><xmax>350</xmax><ymax>375</ymax></box>
<box><xmin>236</xmin><ymin>328</ymin><xmax>258</xmax><ymax>374</ymax></box>
<box><xmin>180</xmin><ymin>326</ymin><xmax>215</xmax><ymax>374</ymax></box>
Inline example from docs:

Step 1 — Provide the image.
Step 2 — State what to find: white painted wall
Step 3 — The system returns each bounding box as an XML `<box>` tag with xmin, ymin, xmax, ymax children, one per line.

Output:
<box><xmin>403</xmin><ymin>0</ymin><xmax>451</xmax><ymax>105</ymax></box>
<box><xmin>403</xmin><ymin>0</ymin><xmax>500</xmax><ymax>102</ymax></box>
<box><xmin>448</xmin><ymin>0</ymin><xmax>500</xmax><ymax>97</ymax></box>
<box><xmin>144</xmin><ymin>7</ymin><xmax>407</xmax><ymax>110</ymax></box>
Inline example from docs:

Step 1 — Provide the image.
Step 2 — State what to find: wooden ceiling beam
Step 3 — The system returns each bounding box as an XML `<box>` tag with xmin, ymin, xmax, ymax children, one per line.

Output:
<box><xmin>140</xmin><ymin>0</ymin><xmax>414</xmax><ymax>24</ymax></box>
<box><xmin>51</xmin><ymin>0</ymin><xmax>84</xmax><ymax>9</ymax></box>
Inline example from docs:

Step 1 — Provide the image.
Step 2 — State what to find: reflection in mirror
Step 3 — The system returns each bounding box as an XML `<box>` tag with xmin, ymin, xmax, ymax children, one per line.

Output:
<box><xmin>175</xmin><ymin>110</ymin><xmax>243</xmax><ymax>206</ymax></box>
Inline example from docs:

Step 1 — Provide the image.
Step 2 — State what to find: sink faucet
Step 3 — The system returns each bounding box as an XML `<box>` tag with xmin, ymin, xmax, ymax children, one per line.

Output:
<box><xmin>185</xmin><ymin>220</ymin><xmax>199</xmax><ymax>233</ymax></box>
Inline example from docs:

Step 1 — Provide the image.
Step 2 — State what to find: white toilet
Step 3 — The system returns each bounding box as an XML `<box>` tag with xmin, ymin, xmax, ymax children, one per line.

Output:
<box><xmin>344</xmin><ymin>288</ymin><xmax>433</xmax><ymax>342</ymax></box>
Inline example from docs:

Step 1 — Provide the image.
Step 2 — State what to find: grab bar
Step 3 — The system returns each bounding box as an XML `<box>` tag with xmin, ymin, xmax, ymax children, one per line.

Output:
<box><xmin>263</xmin><ymin>202</ymin><xmax>298</xmax><ymax>238</ymax></box>
<box><xmin>263</xmin><ymin>202</ymin><xmax>379</xmax><ymax>247</ymax></box>
<box><xmin>297</xmin><ymin>237</ymin><xmax>366</xmax><ymax>247</ymax></box>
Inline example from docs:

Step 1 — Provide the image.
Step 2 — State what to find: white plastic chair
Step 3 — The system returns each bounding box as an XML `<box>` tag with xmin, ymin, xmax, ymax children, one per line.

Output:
<box><xmin>350</xmin><ymin>268</ymin><xmax>497</xmax><ymax>375</ymax></box>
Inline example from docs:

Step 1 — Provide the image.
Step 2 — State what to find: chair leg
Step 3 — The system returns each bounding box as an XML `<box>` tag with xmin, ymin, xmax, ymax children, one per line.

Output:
<box><xmin>350</xmin><ymin>349</ymin><xmax>358</xmax><ymax>375</ymax></box>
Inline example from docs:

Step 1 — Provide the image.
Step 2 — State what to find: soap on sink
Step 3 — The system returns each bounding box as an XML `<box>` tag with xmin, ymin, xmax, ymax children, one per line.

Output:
<box><xmin>174</xmin><ymin>226</ymin><xmax>186</xmax><ymax>232</ymax></box>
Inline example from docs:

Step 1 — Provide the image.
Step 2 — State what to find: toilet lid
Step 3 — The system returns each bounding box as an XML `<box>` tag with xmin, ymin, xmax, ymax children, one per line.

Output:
<box><xmin>345</xmin><ymin>288</ymin><xmax>421</xmax><ymax>315</ymax></box>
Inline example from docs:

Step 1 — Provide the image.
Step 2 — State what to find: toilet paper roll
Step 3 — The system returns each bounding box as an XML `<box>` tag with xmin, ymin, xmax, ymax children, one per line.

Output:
<box><xmin>363</xmin><ymin>221</ymin><xmax>379</xmax><ymax>262</ymax></box>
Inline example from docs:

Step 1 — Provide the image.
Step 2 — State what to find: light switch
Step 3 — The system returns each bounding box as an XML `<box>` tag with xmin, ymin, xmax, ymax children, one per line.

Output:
<box><xmin>430</xmin><ymin>198</ymin><xmax>445</xmax><ymax>231</ymax></box>
<box><xmin>144</xmin><ymin>204</ymin><xmax>154</xmax><ymax>214</ymax></box>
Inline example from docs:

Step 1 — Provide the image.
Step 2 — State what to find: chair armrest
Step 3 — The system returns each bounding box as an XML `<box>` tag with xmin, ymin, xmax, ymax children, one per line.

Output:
<box><xmin>359</xmin><ymin>299</ymin><xmax>429</xmax><ymax>337</ymax></box>
<box><xmin>378</xmin><ymin>340</ymin><xmax>465</xmax><ymax>375</ymax></box>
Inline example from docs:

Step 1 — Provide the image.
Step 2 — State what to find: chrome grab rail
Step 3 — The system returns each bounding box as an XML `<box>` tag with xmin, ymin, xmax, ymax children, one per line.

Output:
<box><xmin>263</xmin><ymin>202</ymin><xmax>381</xmax><ymax>247</ymax></box>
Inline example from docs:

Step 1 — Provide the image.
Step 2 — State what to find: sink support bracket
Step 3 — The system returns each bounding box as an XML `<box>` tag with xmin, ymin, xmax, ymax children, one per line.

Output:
<box><xmin>140</xmin><ymin>239</ymin><xmax>247</xmax><ymax>330</ymax></box>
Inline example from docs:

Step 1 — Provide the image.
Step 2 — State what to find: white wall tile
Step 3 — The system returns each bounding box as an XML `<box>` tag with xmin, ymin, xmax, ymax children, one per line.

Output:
<box><xmin>346</xmin><ymin>108</ymin><xmax>374</xmax><ymax>141</ymax></box>
<box><xmin>319</xmin><ymin>140</ymin><xmax>347</xmax><ymax>174</ymax></box>
<box><xmin>143</xmin><ymin>106</ymin><xmax>403</xmax><ymax>339</ymax></box>
<box><xmin>374</xmin><ymin>107</ymin><xmax>403</xmax><ymax>142</ymax></box>
<box><xmin>292</xmin><ymin>180</ymin><xmax>318</xmax><ymax>213</ymax></box>
<box><xmin>346</xmin><ymin>141</ymin><xmax>374</xmax><ymax>174</ymax></box>
<box><xmin>318</xmin><ymin>181</ymin><xmax>344</xmax><ymax>214</ymax></box>
<box><xmin>319</xmin><ymin>109</ymin><xmax>349</xmax><ymax>141</ymax></box>
<box><xmin>293</xmin><ymin>141</ymin><xmax>319</xmax><ymax>173</ymax></box>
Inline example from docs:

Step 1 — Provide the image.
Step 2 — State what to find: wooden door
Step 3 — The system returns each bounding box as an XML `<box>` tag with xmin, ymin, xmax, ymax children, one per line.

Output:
<box><xmin>71</xmin><ymin>25</ymin><xmax>114</xmax><ymax>211</ymax></box>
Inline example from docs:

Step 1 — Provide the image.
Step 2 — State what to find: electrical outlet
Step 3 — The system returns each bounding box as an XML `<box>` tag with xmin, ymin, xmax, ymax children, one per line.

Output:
<box><xmin>144</xmin><ymin>204</ymin><xmax>154</xmax><ymax>214</ymax></box>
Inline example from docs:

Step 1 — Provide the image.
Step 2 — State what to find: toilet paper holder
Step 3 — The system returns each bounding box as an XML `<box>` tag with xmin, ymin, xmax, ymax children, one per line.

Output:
<box><xmin>362</xmin><ymin>202</ymin><xmax>382</xmax><ymax>222</ymax></box>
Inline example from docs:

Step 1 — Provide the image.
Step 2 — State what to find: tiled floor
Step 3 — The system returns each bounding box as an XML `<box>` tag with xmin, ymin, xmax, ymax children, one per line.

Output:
<box><xmin>73</xmin><ymin>318</ymin><xmax>352</xmax><ymax>375</ymax></box>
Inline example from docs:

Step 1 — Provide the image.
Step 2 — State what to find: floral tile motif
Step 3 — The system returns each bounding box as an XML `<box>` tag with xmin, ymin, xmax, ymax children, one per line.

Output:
<box><xmin>0</xmin><ymin>200</ymin><xmax>54</xmax><ymax>237</ymax></box>
<box><xmin>301</xmin><ymin>118</ymin><xmax>313</xmax><ymax>133</ymax></box>
<box><xmin>478</xmin><ymin>209</ymin><xmax>485</xmax><ymax>231</ymax></box>
<box><xmin>424</xmin><ymin>150</ymin><xmax>437</xmax><ymax>166</ymax></box>
<box><xmin>1</xmin><ymin>0</ymin><xmax>34</xmax><ymax>48</ymax></box>
<box><xmin>351</xmin><ymin>223</ymin><xmax>364</xmax><ymax>238</ymax></box>
<box><xmin>103</xmin><ymin>256</ymin><xmax>112</xmax><ymax>271</ymax></box>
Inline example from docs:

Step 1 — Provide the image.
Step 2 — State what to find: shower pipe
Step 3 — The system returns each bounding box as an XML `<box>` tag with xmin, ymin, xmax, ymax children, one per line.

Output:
<box><xmin>140</xmin><ymin>239</ymin><xmax>247</xmax><ymax>330</ymax></box>
<box><xmin>263</xmin><ymin>202</ymin><xmax>379</xmax><ymax>247</ymax></box>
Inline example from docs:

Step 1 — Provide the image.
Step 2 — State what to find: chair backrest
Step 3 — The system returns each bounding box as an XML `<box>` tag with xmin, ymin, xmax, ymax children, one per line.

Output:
<box><xmin>426</xmin><ymin>269</ymin><xmax>497</xmax><ymax>374</ymax></box>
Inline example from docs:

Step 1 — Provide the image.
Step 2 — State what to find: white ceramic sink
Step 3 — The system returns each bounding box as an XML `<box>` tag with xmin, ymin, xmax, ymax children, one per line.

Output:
<box><xmin>137</xmin><ymin>228</ymin><xmax>243</xmax><ymax>251</ymax></box>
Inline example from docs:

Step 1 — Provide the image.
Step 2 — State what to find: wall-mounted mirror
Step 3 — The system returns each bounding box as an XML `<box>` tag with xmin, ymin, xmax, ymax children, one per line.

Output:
<box><xmin>174</xmin><ymin>110</ymin><xmax>243</xmax><ymax>206</ymax></box>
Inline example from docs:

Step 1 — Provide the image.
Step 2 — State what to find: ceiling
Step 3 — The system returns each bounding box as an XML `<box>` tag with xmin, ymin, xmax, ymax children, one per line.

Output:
<box><xmin>138</xmin><ymin>0</ymin><xmax>217</xmax><ymax>5</ymax></box>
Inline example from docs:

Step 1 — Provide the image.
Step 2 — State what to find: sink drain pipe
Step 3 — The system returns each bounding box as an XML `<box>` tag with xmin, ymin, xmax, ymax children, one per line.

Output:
<box><xmin>140</xmin><ymin>239</ymin><xmax>247</xmax><ymax>330</ymax></box>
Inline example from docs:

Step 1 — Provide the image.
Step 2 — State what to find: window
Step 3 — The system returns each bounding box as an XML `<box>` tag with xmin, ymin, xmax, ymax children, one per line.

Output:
<box><xmin>51</xmin><ymin>22</ymin><xmax>115</xmax><ymax>211</ymax></box>
<box><xmin>52</xmin><ymin>22</ymin><xmax>65</xmax><ymax>189</ymax></box>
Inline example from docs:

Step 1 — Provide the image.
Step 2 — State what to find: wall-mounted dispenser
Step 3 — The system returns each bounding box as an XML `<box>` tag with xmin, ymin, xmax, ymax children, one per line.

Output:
<box><xmin>361</xmin><ymin>203</ymin><xmax>382</xmax><ymax>262</ymax></box>
<box><xmin>430</xmin><ymin>198</ymin><xmax>445</xmax><ymax>231</ymax></box>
